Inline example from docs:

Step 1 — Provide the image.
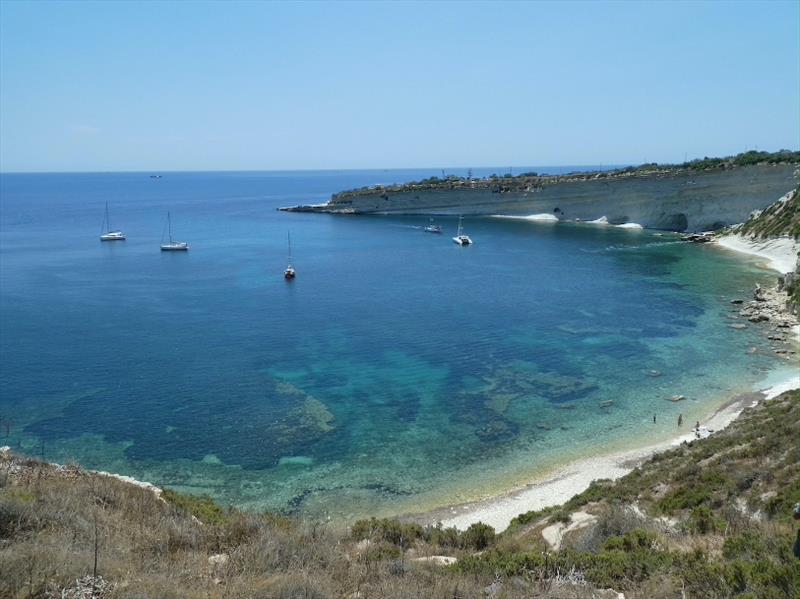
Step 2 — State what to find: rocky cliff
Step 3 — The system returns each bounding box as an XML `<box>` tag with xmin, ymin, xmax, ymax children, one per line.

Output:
<box><xmin>283</xmin><ymin>161</ymin><xmax>798</xmax><ymax>233</ymax></box>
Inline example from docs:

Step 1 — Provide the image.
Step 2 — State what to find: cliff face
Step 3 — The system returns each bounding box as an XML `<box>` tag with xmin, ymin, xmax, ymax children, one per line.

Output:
<box><xmin>284</xmin><ymin>164</ymin><xmax>798</xmax><ymax>232</ymax></box>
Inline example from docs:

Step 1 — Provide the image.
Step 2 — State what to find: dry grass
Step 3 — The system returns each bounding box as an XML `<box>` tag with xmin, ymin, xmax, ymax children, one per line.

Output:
<box><xmin>0</xmin><ymin>455</ymin><xmax>499</xmax><ymax>598</ymax></box>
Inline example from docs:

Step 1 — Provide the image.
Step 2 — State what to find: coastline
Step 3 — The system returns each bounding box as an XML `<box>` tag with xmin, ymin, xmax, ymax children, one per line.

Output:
<box><xmin>419</xmin><ymin>369</ymin><xmax>799</xmax><ymax>533</ymax></box>
<box><xmin>416</xmin><ymin>236</ymin><xmax>799</xmax><ymax>533</ymax></box>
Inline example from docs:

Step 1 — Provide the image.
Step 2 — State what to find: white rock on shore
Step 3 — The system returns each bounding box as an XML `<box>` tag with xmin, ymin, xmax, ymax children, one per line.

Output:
<box><xmin>716</xmin><ymin>234</ymin><xmax>798</xmax><ymax>274</ymax></box>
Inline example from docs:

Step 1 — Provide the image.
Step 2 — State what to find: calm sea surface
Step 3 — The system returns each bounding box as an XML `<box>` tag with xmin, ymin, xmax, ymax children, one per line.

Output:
<box><xmin>0</xmin><ymin>168</ymin><xmax>785</xmax><ymax>520</ymax></box>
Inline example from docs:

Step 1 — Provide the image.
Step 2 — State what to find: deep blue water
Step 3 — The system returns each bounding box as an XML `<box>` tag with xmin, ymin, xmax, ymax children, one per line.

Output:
<box><xmin>0</xmin><ymin>169</ymin><xmax>781</xmax><ymax>519</ymax></box>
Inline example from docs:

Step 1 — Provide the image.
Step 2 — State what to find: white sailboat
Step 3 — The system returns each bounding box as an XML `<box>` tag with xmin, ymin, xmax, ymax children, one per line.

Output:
<box><xmin>284</xmin><ymin>232</ymin><xmax>296</xmax><ymax>279</ymax></box>
<box><xmin>99</xmin><ymin>202</ymin><xmax>126</xmax><ymax>241</ymax></box>
<box><xmin>160</xmin><ymin>212</ymin><xmax>189</xmax><ymax>251</ymax></box>
<box><xmin>452</xmin><ymin>215</ymin><xmax>472</xmax><ymax>245</ymax></box>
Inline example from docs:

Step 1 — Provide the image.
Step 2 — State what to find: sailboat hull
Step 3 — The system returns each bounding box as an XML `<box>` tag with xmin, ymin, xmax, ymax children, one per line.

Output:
<box><xmin>100</xmin><ymin>232</ymin><xmax>126</xmax><ymax>241</ymax></box>
<box><xmin>160</xmin><ymin>243</ymin><xmax>189</xmax><ymax>251</ymax></box>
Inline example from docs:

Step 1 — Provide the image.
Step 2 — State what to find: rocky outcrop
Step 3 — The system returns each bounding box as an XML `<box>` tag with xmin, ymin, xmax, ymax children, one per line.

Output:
<box><xmin>720</xmin><ymin>187</ymin><xmax>799</xmax><ymax>311</ymax></box>
<box><xmin>730</xmin><ymin>284</ymin><xmax>798</xmax><ymax>359</ymax></box>
<box><xmin>778</xmin><ymin>260</ymin><xmax>800</xmax><ymax>315</ymax></box>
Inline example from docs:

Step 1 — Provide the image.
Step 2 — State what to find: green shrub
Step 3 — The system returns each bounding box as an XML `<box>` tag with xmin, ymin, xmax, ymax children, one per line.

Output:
<box><xmin>657</xmin><ymin>484</ymin><xmax>712</xmax><ymax>513</ymax></box>
<box><xmin>505</xmin><ymin>506</ymin><xmax>555</xmax><ymax>531</ymax></box>
<box><xmin>460</xmin><ymin>522</ymin><xmax>495</xmax><ymax>550</ymax></box>
<box><xmin>161</xmin><ymin>488</ymin><xmax>228</xmax><ymax>525</ymax></box>
<box><xmin>723</xmin><ymin>530</ymin><xmax>766</xmax><ymax>561</ymax></box>
<box><xmin>602</xmin><ymin>529</ymin><xmax>657</xmax><ymax>552</ymax></box>
<box><xmin>426</xmin><ymin>523</ymin><xmax>461</xmax><ymax>547</ymax></box>
<box><xmin>551</xmin><ymin>509</ymin><xmax>572</xmax><ymax>524</ymax></box>
<box><xmin>688</xmin><ymin>506</ymin><xmax>723</xmax><ymax>534</ymax></box>
<box><xmin>350</xmin><ymin>517</ymin><xmax>423</xmax><ymax>548</ymax></box>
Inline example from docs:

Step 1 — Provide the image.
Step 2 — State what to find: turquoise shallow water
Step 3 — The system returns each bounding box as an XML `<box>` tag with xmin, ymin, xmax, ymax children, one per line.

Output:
<box><xmin>0</xmin><ymin>169</ymin><xmax>783</xmax><ymax>521</ymax></box>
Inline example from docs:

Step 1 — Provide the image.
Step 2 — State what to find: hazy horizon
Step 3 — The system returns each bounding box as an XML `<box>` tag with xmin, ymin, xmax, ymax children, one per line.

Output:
<box><xmin>2</xmin><ymin>162</ymin><xmax>628</xmax><ymax>176</ymax></box>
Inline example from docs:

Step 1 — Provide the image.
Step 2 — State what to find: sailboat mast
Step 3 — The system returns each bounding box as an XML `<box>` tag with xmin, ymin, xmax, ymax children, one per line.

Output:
<box><xmin>287</xmin><ymin>232</ymin><xmax>292</xmax><ymax>263</ymax></box>
<box><xmin>168</xmin><ymin>212</ymin><xmax>173</xmax><ymax>243</ymax></box>
<box><xmin>105</xmin><ymin>202</ymin><xmax>110</xmax><ymax>232</ymax></box>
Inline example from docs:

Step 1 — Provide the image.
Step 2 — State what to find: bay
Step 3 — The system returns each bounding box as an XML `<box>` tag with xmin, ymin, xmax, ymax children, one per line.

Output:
<box><xmin>0</xmin><ymin>168</ymin><xmax>780</xmax><ymax>520</ymax></box>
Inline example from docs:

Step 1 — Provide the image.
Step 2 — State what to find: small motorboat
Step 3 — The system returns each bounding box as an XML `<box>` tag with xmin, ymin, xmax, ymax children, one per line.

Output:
<box><xmin>424</xmin><ymin>218</ymin><xmax>442</xmax><ymax>233</ymax></box>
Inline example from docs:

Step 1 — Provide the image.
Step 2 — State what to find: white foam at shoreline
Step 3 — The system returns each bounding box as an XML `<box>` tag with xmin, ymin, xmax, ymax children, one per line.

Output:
<box><xmin>431</xmin><ymin>369</ymin><xmax>799</xmax><ymax>533</ymax></box>
<box><xmin>761</xmin><ymin>374</ymin><xmax>800</xmax><ymax>400</ymax></box>
<box><xmin>586</xmin><ymin>216</ymin><xmax>609</xmax><ymax>225</ymax></box>
<box><xmin>491</xmin><ymin>213</ymin><xmax>559</xmax><ymax>222</ymax></box>
<box><xmin>616</xmin><ymin>222</ymin><xmax>644</xmax><ymax>230</ymax></box>
<box><xmin>716</xmin><ymin>234</ymin><xmax>798</xmax><ymax>274</ymax></box>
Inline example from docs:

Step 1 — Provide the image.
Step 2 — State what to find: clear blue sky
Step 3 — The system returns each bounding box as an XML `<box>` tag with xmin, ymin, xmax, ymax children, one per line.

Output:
<box><xmin>1</xmin><ymin>0</ymin><xmax>798</xmax><ymax>172</ymax></box>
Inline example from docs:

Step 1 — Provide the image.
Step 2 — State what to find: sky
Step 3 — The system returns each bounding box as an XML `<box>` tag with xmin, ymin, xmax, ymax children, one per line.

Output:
<box><xmin>0</xmin><ymin>0</ymin><xmax>798</xmax><ymax>172</ymax></box>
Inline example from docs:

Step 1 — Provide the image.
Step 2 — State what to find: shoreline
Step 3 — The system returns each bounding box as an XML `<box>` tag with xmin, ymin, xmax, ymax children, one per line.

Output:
<box><xmin>414</xmin><ymin>235</ymin><xmax>799</xmax><ymax>533</ymax></box>
<box><xmin>415</xmin><ymin>369</ymin><xmax>799</xmax><ymax>533</ymax></box>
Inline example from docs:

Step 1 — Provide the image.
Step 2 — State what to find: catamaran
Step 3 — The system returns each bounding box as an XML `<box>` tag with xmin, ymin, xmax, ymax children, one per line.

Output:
<box><xmin>99</xmin><ymin>202</ymin><xmax>126</xmax><ymax>241</ymax></box>
<box><xmin>424</xmin><ymin>217</ymin><xmax>442</xmax><ymax>233</ymax></box>
<box><xmin>160</xmin><ymin>212</ymin><xmax>189</xmax><ymax>251</ymax></box>
<box><xmin>452</xmin><ymin>215</ymin><xmax>472</xmax><ymax>245</ymax></box>
<box><xmin>284</xmin><ymin>232</ymin><xmax>296</xmax><ymax>279</ymax></box>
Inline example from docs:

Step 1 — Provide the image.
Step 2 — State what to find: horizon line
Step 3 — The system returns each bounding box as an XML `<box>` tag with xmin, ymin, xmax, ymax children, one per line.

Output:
<box><xmin>0</xmin><ymin>163</ymin><xmax>631</xmax><ymax>176</ymax></box>
<box><xmin>3</xmin><ymin>148</ymin><xmax>796</xmax><ymax>176</ymax></box>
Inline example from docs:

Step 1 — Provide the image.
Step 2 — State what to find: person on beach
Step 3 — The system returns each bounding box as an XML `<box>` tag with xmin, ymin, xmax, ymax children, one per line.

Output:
<box><xmin>794</xmin><ymin>503</ymin><xmax>800</xmax><ymax>559</ymax></box>
<box><xmin>653</xmin><ymin>414</ymin><xmax>656</xmax><ymax>424</ymax></box>
<box><xmin>678</xmin><ymin>414</ymin><xmax>683</xmax><ymax>426</ymax></box>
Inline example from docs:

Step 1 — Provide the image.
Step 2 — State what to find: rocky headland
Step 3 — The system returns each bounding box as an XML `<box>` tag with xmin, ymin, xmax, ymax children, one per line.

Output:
<box><xmin>281</xmin><ymin>151</ymin><xmax>799</xmax><ymax>233</ymax></box>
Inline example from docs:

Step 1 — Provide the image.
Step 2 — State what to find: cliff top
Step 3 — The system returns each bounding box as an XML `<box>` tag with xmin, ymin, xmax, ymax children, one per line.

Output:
<box><xmin>333</xmin><ymin>149</ymin><xmax>800</xmax><ymax>200</ymax></box>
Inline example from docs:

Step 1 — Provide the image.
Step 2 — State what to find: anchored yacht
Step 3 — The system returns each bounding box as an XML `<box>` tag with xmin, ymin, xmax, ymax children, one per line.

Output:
<box><xmin>452</xmin><ymin>216</ymin><xmax>472</xmax><ymax>245</ymax></box>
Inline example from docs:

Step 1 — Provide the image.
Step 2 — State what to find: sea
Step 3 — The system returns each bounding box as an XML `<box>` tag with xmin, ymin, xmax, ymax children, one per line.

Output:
<box><xmin>0</xmin><ymin>167</ymin><xmax>791</xmax><ymax>522</ymax></box>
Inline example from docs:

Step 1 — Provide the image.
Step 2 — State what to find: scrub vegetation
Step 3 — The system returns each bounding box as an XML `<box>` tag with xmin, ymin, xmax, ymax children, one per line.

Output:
<box><xmin>1</xmin><ymin>390</ymin><xmax>798</xmax><ymax>598</ymax></box>
<box><xmin>336</xmin><ymin>150</ymin><xmax>800</xmax><ymax>199</ymax></box>
<box><xmin>737</xmin><ymin>187</ymin><xmax>800</xmax><ymax>240</ymax></box>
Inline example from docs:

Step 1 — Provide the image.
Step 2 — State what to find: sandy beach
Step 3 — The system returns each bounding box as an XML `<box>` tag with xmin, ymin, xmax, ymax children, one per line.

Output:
<box><xmin>424</xmin><ymin>373</ymin><xmax>798</xmax><ymax>533</ymax></box>
<box><xmin>421</xmin><ymin>238</ymin><xmax>799</xmax><ymax>533</ymax></box>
